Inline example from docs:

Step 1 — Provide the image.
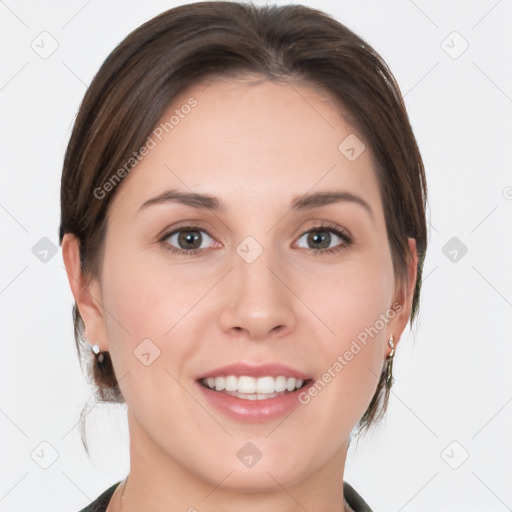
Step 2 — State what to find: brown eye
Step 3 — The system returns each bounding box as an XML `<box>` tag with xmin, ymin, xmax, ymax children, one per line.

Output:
<box><xmin>305</xmin><ymin>230</ymin><xmax>332</xmax><ymax>249</ymax></box>
<box><xmin>178</xmin><ymin>230</ymin><xmax>202</xmax><ymax>250</ymax></box>
<box><xmin>295</xmin><ymin>224</ymin><xmax>352</xmax><ymax>254</ymax></box>
<box><xmin>163</xmin><ymin>228</ymin><xmax>215</xmax><ymax>253</ymax></box>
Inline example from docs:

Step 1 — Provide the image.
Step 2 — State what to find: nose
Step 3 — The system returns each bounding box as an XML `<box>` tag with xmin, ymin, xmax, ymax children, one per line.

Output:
<box><xmin>218</xmin><ymin>247</ymin><xmax>297</xmax><ymax>341</ymax></box>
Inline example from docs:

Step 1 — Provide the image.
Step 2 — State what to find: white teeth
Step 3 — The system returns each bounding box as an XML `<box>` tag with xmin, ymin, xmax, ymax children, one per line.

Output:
<box><xmin>214</xmin><ymin>376</ymin><xmax>225</xmax><ymax>391</ymax></box>
<box><xmin>256</xmin><ymin>376</ymin><xmax>275</xmax><ymax>394</ymax></box>
<box><xmin>286</xmin><ymin>378</ymin><xmax>296</xmax><ymax>392</ymax></box>
<box><xmin>225</xmin><ymin>375</ymin><xmax>237</xmax><ymax>392</ymax></box>
<box><xmin>238</xmin><ymin>376</ymin><xmax>256</xmax><ymax>394</ymax></box>
<box><xmin>275</xmin><ymin>375</ymin><xmax>287</xmax><ymax>392</ymax></box>
<box><xmin>202</xmin><ymin>375</ymin><xmax>307</xmax><ymax>398</ymax></box>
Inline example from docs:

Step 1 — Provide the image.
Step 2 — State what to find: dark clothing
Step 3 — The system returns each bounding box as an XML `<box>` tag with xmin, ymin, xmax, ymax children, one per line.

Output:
<box><xmin>78</xmin><ymin>480</ymin><xmax>373</xmax><ymax>512</ymax></box>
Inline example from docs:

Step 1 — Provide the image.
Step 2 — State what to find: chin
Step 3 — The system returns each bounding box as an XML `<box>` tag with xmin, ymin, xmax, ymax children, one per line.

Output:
<box><xmin>212</xmin><ymin>465</ymin><xmax>309</xmax><ymax>493</ymax></box>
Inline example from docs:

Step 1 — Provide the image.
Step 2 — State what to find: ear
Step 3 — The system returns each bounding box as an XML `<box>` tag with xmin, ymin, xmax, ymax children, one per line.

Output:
<box><xmin>388</xmin><ymin>237</ymin><xmax>418</xmax><ymax>349</ymax></box>
<box><xmin>61</xmin><ymin>233</ymin><xmax>109</xmax><ymax>351</ymax></box>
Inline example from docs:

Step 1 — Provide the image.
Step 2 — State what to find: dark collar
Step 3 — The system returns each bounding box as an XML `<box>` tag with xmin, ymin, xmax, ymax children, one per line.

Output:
<box><xmin>78</xmin><ymin>480</ymin><xmax>374</xmax><ymax>512</ymax></box>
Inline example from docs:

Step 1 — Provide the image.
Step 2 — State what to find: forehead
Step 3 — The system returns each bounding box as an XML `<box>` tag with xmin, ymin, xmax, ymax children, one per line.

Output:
<box><xmin>108</xmin><ymin>77</ymin><xmax>382</xmax><ymax>218</ymax></box>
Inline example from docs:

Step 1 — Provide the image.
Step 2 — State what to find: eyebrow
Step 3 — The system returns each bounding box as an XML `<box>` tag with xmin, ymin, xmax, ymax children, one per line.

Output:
<box><xmin>291</xmin><ymin>191</ymin><xmax>373</xmax><ymax>219</ymax></box>
<box><xmin>138</xmin><ymin>188</ymin><xmax>373</xmax><ymax>219</ymax></box>
<box><xmin>139</xmin><ymin>189</ymin><xmax>224</xmax><ymax>213</ymax></box>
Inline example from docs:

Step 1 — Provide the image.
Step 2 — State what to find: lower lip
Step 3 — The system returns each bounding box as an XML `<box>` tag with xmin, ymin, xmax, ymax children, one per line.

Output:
<box><xmin>196</xmin><ymin>381</ymin><xmax>312</xmax><ymax>422</ymax></box>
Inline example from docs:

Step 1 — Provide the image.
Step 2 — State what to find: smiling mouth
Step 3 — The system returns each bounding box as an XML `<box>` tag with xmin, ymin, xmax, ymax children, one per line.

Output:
<box><xmin>199</xmin><ymin>375</ymin><xmax>310</xmax><ymax>400</ymax></box>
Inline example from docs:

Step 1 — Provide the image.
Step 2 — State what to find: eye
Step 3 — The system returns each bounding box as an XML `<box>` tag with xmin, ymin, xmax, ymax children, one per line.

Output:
<box><xmin>159</xmin><ymin>222</ymin><xmax>352</xmax><ymax>256</ymax></box>
<box><xmin>295</xmin><ymin>223</ymin><xmax>352</xmax><ymax>255</ymax></box>
<box><xmin>161</xmin><ymin>226</ymin><xmax>216</xmax><ymax>255</ymax></box>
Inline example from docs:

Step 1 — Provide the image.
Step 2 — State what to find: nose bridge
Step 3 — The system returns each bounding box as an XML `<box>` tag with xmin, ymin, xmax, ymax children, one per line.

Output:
<box><xmin>236</xmin><ymin>242</ymin><xmax>278</xmax><ymax>302</ymax></box>
<box><xmin>218</xmin><ymin>238</ymin><xmax>296</xmax><ymax>340</ymax></box>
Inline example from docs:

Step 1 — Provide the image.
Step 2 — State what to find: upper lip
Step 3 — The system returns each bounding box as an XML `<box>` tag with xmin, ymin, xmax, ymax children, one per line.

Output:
<box><xmin>196</xmin><ymin>362</ymin><xmax>312</xmax><ymax>381</ymax></box>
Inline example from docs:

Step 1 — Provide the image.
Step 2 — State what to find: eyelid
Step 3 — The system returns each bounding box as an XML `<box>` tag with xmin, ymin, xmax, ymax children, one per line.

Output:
<box><xmin>296</xmin><ymin>220</ymin><xmax>353</xmax><ymax>240</ymax></box>
<box><xmin>158</xmin><ymin>220</ymin><xmax>216</xmax><ymax>239</ymax></box>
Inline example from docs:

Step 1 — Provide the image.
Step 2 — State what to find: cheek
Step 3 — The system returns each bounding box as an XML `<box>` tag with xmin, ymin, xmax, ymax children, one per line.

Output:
<box><xmin>99</xmin><ymin>257</ymin><xmax>208</xmax><ymax>415</ymax></box>
<box><xmin>101</xmin><ymin>249</ymin><xmax>203</xmax><ymax>338</ymax></box>
<box><xmin>300</xmin><ymin>249</ymin><xmax>394</xmax><ymax>342</ymax></box>
<box><xmin>295</xmin><ymin>253</ymin><xmax>393</xmax><ymax>422</ymax></box>
<box><xmin>99</xmin><ymin>252</ymin><xmax>208</xmax><ymax>391</ymax></box>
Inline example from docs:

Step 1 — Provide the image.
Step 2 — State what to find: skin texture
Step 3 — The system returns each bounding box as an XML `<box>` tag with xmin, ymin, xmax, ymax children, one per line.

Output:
<box><xmin>62</xmin><ymin>77</ymin><xmax>417</xmax><ymax>512</ymax></box>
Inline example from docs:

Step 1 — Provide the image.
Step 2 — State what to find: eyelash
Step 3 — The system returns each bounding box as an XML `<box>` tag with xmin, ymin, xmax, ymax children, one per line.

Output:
<box><xmin>159</xmin><ymin>222</ymin><xmax>353</xmax><ymax>256</ymax></box>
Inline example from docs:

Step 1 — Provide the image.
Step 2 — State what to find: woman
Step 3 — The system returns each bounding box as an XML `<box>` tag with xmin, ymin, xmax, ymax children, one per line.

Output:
<box><xmin>60</xmin><ymin>2</ymin><xmax>427</xmax><ymax>511</ymax></box>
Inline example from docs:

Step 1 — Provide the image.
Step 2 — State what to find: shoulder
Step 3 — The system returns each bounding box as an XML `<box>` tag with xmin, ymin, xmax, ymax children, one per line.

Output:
<box><xmin>76</xmin><ymin>481</ymin><xmax>122</xmax><ymax>512</ymax></box>
<box><xmin>343</xmin><ymin>481</ymin><xmax>374</xmax><ymax>512</ymax></box>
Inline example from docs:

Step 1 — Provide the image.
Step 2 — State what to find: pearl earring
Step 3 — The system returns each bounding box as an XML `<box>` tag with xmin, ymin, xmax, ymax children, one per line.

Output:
<box><xmin>388</xmin><ymin>335</ymin><xmax>395</xmax><ymax>358</ymax></box>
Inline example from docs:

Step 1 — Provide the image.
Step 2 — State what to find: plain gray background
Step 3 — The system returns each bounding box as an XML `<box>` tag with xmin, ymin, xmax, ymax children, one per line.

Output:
<box><xmin>1</xmin><ymin>1</ymin><xmax>511</xmax><ymax>511</ymax></box>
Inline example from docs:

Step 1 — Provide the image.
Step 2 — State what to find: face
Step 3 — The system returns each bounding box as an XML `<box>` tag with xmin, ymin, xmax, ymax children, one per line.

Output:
<box><xmin>67</xmin><ymin>77</ymin><xmax>416</xmax><ymax>492</ymax></box>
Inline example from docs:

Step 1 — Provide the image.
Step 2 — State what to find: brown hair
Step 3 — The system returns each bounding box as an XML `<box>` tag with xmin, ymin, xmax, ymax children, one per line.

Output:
<box><xmin>59</xmin><ymin>1</ymin><xmax>427</xmax><ymax>451</ymax></box>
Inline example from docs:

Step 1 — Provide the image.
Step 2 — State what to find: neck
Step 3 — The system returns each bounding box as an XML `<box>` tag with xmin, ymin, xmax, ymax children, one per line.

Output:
<box><xmin>111</xmin><ymin>410</ymin><xmax>350</xmax><ymax>512</ymax></box>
